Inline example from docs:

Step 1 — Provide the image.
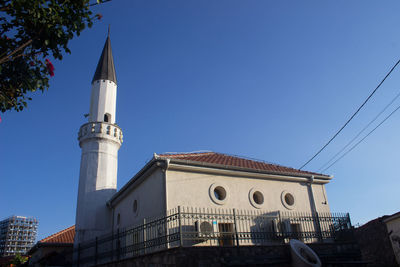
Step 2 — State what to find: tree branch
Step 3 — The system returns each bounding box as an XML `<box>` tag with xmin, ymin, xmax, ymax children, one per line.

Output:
<box><xmin>0</xmin><ymin>39</ymin><xmax>33</xmax><ymax>64</ymax></box>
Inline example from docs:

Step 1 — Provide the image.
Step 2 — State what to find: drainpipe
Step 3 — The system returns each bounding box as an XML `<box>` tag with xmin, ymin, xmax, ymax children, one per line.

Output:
<box><xmin>307</xmin><ymin>176</ymin><xmax>317</xmax><ymax>215</ymax></box>
<box><xmin>162</xmin><ymin>159</ymin><xmax>170</xmax><ymax>216</ymax></box>
<box><xmin>307</xmin><ymin>176</ymin><xmax>322</xmax><ymax>241</ymax></box>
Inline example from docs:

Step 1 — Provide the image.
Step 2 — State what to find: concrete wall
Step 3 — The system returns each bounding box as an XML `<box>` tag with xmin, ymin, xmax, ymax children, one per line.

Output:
<box><xmin>113</xmin><ymin>168</ymin><xmax>166</xmax><ymax>230</ymax></box>
<box><xmin>385</xmin><ymin>216</ymin><xmax>400</xmax><ymax>266</ymax></box>
<box><xmin>165</xmin><ymin>169</ymin><xmax>330</xmax><ymax>214</ymax></box>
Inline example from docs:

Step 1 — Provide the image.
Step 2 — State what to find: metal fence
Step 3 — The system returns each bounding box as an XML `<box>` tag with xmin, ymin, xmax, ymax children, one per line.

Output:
<box><xmin>73</xmin><ymin>207</ymin><xmax>354</xmax><ymax>266</ymax></box>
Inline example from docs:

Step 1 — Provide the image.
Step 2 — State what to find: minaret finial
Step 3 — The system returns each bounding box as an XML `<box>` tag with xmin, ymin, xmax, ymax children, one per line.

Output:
<box><xmin>108</xmin><ymin>25</ymin><xmax>110</xmax><ymax>38</ymax></box>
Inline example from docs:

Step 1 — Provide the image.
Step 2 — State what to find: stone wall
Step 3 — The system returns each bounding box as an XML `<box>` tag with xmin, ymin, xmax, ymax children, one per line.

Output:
<box><xmin>96</xmin><ymin>242</ymin><xmax>361</xmax><ymax>267</ymax></box>
<box><xmin>96</xmin><ymin>245</ymin><xmax>290</xmax><ymax>267</ymax></box>
<box><xmin>355</xmin><ymin>217</ymin><xmax>398</xmax><ymax>267</ymax></box>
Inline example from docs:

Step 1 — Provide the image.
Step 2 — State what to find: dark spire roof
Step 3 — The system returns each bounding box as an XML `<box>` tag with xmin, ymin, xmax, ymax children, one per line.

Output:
<box><xmin>92</xmin><ymin>33</ymin><xmax>117</xmax><ymax>84</ymax></box>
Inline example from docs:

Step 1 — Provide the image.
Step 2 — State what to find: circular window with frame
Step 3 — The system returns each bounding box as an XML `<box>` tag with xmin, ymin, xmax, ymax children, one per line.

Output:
<box><xmin>249</xmin><ymin>188</ymin><xmax>265</xmax><ymax>209</ymax></box>
<box><xmin>209</xmin><ymin>183</ymin><xmax>229</xmax><ymax>205</ymax></box>
<box><xmin>281</xmin><ymin>191</ymin><xmax>296</xmax><ymax>210</ymax></box>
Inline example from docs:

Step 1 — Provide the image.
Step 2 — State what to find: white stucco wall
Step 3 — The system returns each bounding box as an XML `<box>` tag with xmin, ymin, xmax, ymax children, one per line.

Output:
<box><xmin>75</xmin><ymin>126</ymin><xmax>121</xmax><ymax>243</ymax></box>
<box><xmin>105</xmin><ymin>162</ymin><xmax>332</xmax><ymax>248</ymax></box>
<box><xmin>89</xmin><ymin>80</ymin><xmax>117</xmax><ymax>124</ymax></box>
<box><xmin>165</xmin><ymin>168</ymin><xmax>331</xmax><ymax>214</ymax></box>
<box><xmin>310</xmin><ymin>183</ymin><xmax>330</xmax><ymax>213</ymax></box>
<box><xmin>112</xmin><ymin>168</ymin><xmax>166</xmax><ymax>230</ymax></box>
<box><xmin>78</xmin><ymin>140</ymin><xmax>120</xmax><ymax>191</ymax></box>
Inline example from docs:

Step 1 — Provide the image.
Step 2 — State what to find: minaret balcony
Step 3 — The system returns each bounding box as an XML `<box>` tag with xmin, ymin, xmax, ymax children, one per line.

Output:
<box><xmin>78</xmin><ymin>122</ymin><xmax>123</xmax><ymax>146</ymax></box>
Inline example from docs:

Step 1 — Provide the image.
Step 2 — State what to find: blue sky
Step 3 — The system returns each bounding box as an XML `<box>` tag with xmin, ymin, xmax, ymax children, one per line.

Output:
<box><xmin>1</xmin><ymin>1</ymin><xmax>400</xmax><ymax>240</ymax></box>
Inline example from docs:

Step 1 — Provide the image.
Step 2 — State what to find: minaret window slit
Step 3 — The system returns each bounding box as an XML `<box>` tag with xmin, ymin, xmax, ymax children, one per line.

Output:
<box><xmin>104</xmin><ymin>113</ymin><xmax>111</xmax><ymax>123</ymax></box>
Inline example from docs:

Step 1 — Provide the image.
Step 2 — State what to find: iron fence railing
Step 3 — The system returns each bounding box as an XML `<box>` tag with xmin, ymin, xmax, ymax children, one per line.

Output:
<box><xmin>73</xmin><ymin>207</ymin><xmax>354</xmax><ymax>266</ymax></box>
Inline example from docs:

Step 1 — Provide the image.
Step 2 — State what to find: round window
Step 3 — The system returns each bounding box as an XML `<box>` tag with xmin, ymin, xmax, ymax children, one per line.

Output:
<box><xmin>209</xmin><ymin>183</ymin><xmax>229</xmax><ymax>205</ymax></box>
<box><xmin>253</xmin><ymin>191</ymin><xmax>264</xmax><ymax>205</ymax></box>
<box><xmin>281</xmin><ymin>191</ymin><xmax>296</xmax><ymax>210</ymax></box>
<box><xmin>285</xmin><ymin>193</ymin><xmax>294</xmax><ymax>206</ymax></box>
<box><xmin>214</xmin><ymin>186</ymin><xmax>226</xmax><ymax>200</ymax></box>
<box><xmin>249</xmin><ymin>188</ymin><xmax>264</xmax><ymax>209</ymax></box>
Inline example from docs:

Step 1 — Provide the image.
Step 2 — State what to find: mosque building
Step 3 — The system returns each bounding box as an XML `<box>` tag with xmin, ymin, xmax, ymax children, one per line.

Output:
<box><xmin>74</xmin><ymin>34</ymin><xmax>333</xmax><ymax>245</ymax></box>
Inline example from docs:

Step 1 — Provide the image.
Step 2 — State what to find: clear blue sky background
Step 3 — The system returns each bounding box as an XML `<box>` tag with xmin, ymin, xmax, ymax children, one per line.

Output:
<box><xmin>1</xmin><ymin>1</ymin><xmax>400</xmax><ymax>240</ymax></box>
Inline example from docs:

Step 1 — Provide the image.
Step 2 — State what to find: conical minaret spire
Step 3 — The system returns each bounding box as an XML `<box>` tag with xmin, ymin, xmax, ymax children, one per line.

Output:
<box><xmin>91</xmin><ymin>28</ymin><xmax>117</xmax><ymax>84</ymax></box>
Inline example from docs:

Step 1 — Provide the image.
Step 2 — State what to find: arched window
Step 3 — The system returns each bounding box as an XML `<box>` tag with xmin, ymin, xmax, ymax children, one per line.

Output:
<box><xmin>104</xmin><ymin>113</ymin><xmax>111</xmax><ymax>123</ymax></box>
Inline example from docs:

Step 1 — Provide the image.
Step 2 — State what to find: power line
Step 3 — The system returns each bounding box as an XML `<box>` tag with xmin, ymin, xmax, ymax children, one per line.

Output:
<box><xmin>322</xmin><ymin>102</ymin><xmax>400</xmax><ymax>172</ymax></box>
<box><xmin>299</xmin><ymin>59</ymin><xmax>400</xmax><ymax>170</ymax></box>
<box><xmin>318</xmin><ymin>90</ymin><xmax>400</xmax><ymax>172</ymax></box>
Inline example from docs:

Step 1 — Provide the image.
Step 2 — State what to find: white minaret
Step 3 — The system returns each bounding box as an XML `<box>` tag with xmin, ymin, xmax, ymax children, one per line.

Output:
<box><xmin>75</xmin><ymin>33</ymin><xmax>122</xmax><ymax>244</ymax></box>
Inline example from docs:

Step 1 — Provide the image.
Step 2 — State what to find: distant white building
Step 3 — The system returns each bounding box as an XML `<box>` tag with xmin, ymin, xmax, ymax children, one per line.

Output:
<box><xmin>74</xmin><ymin>34</ymin><xmax>333</xmax><ymax>248</ymax></box>
<box><xmin>0</xmin><ymin>216</ymin><xmax>38</xmax><ymax>257</ymax></box>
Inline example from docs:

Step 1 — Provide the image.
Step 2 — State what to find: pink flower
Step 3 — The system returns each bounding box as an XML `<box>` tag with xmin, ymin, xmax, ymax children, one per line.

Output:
<box><xmin>45</xmin><ymin>59</ymin><xmax>55</xmax><ymax>77</ymax></box>
<box><xmin>96</xmin><ymin>14</ymin><xmax>103</xmax><ymax>20</ymax></box>
<box><xmin>29</xmin><ymin>61</ymin><xmax>35</xmax><ymax>66</ymax></box>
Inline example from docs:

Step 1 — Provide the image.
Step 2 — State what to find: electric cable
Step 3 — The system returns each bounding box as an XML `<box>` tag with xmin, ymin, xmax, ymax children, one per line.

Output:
<box><xmin>299</xmin><ymin>59</ymin><xmax>400</xmax><ymax>170</ymax></box>
<box><xmin>318</xmin><ymin>90</ymin><xmax>400</xmax><ymax>172</ymax></box>
<box><xmin>322</xmin><ymin>102</ymin><xmax>400</xmax><ymax>172</ymax></box>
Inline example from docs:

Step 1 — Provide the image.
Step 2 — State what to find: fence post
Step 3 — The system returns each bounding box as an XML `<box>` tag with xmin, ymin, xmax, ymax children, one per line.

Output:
<box><xmin>95</xmin><ymin>236</ymin><xmax>98</xmax><ymax>265</ymax></box>
<box><xmin>315</xmin><ymin>212</ymin><xmax>322</xmax><ymax>242</ymax></box>
<box><xmin>116</xmin><ymin>228</ymin><xmax>120</xmax><ymax>261</ymax></box>
<box><xmin>111</xmin><ymin>230</ymin><xmax>114</xmax><ymax>261</ymax></box>
<box><xmin>178</xmin><ymin>206</ymin><xmax>183</xmax><ymax>247</ymax></box>
<box><xmin>143</xmin><ymin>218</ymin><xmax>146</xmax><ymax>254</ymax></box>
<box><xmin>278</xmin><ymin>212</ymin><xmax>284</xmax><ymax>243</ymax></box>
<box><xmin>77</xmin><ymin>243</ymin><xmax>80</xmax><ymax>267</ymax></box>
<box><xmin>233</xmin><ymin>208</ymin><xmax>240</xmax><ymax>247</ymax></box>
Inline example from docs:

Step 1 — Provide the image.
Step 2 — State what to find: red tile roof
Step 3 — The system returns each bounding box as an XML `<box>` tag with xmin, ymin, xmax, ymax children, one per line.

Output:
<box><xmin>157</xmin><ymin>152</ymin><xmax>328</xmax><ymax>177</ymax></box>
<box><xmin>39</xmin><ymin>225</ymin><xmax>75</xmax><ymax>244</ymax></box>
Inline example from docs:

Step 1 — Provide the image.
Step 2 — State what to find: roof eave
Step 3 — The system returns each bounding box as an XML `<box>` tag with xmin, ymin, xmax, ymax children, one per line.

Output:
<box><xmin>166</xmin><ymin>158</ymin><xmax>332</xmax><ymax>181</ymax></box>
<box><xmin>383</xmin><ymin>212</ymin><xmax>400</xmax><ymax>223</ymax></box>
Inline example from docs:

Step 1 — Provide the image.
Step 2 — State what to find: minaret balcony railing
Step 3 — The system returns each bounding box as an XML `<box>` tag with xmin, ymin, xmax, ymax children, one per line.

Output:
<box><xmin>78</xmin><ymin>122</ymin><xmax>123</xmax><ymax>145</ymax></box>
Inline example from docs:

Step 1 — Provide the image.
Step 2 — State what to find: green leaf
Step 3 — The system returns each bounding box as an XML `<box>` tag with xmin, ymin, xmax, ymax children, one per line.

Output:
<box><xmin>0</xmin><ymin>0</ymin><xmax>98</xmax><ymax>113</ymax></box>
